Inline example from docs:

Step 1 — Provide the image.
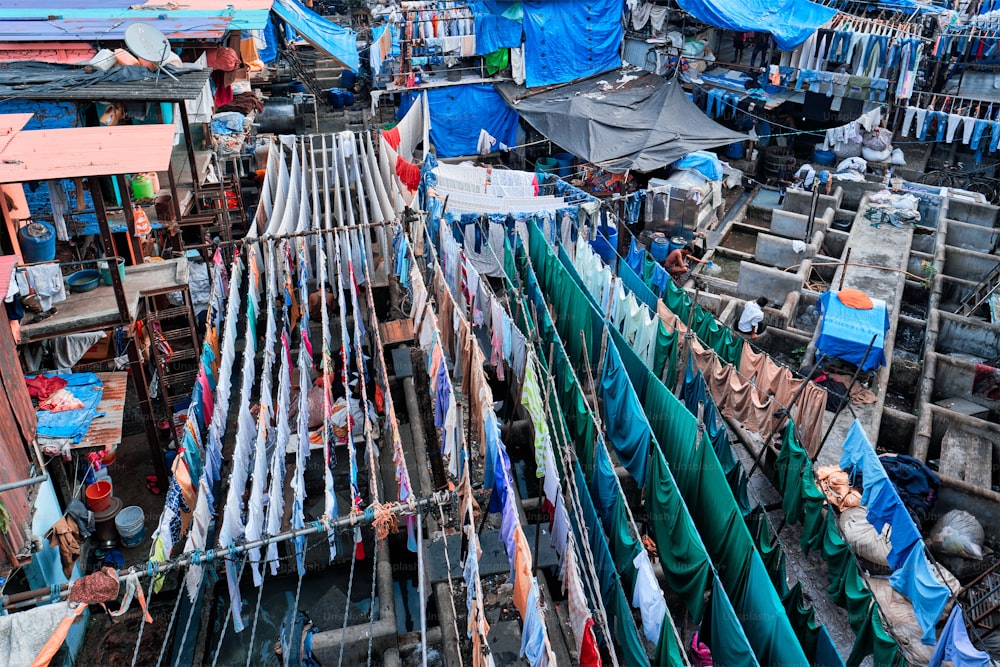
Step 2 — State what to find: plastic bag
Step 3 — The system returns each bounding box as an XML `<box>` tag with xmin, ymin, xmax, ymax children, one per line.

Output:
<box><xmin>929</xmin><ymin>509</ymin><xmax>984</xmax><ymax>560</ymax></box>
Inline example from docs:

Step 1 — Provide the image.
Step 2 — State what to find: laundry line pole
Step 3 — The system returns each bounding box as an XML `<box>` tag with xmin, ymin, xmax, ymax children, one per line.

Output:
<box><xmin>2</xmin><ymin>491</ymin><xmax>453</xmax><ymax>611</ymax></box>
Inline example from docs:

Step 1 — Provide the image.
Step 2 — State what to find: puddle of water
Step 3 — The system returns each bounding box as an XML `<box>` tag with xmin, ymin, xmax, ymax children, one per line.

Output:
<box><xmin>721</xmin><ymin>229</ymin><xmax>758</xmax><ymax>254</ymax></box>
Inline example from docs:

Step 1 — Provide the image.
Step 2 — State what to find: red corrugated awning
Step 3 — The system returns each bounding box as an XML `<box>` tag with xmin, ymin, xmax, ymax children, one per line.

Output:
<box><xmin>0</xmin><ymin>122</ymin><xmax>176</xmax><ymax>183</ymax></box>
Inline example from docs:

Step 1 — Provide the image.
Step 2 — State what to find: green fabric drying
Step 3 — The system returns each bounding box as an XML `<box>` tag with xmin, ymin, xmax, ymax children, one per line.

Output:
<box><xmin>484</xmin><ymin>48</ymin><xmax>509</xmax><ymax>75</ymax></box>
<box><xmin>772</xmin><ymin>422</ymin><xmax>904</xmax><ymax>667</ymax></box>
<box><xmin>655</xmin><ymin>612</ymin><xmax>687</xmax><ymax>667</ymax></box>
<box><xmin>645</xmin><ymin>449</ymin><xmax>713</xmax><ymax>622</ymax></box>
<box><xmin>572</xmin><ymin>461</ymin><xmax>650</xmax><ymax>667</ymax></box>
<box><xmin>700</xmin><ymin>576</ymin><xmax>761</xmax><ymax>667</ymax></box>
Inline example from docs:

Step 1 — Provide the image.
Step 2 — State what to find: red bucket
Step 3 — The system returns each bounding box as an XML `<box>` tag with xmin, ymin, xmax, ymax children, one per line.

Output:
<box><xmin>85</xmin><ymin>480</ymin><xmax>113</xmax><ymax>512</ymax></box>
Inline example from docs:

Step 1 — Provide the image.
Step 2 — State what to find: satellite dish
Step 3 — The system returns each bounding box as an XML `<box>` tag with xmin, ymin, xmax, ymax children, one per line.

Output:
<box><xmin>124</xmin><ymin>23</ymin><xmax>178</xmax><ymax>81</ymax></box>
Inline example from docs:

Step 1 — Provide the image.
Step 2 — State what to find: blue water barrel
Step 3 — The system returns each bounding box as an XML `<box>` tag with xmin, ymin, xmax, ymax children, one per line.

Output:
<box><xmin>340</xmin><ymin>70</ymin><xmax>357</xmax><ymax>88</ymax></box>
<box><xmin>552</xmin><ymin>152</ymin><xmax>575</xmax><ymax>177</ymax></box>
<box><xmin>590</xmin><ymin>223</ymin><xmax>618</xmax><ymax>265</ymax></box>
<box><xmin>19</xmin><ymin>222</ymin><xmax>56</xmax><ymax>263</ymax></box>
<box><xmin>327</xmin><ymin>88</ymin><xmax>345</xmax><ymax>108</ymax></box>
<box><xmin>650</xmin><ymin>235</ymin><xmax>670</xmax><ymax>262</ymax></box>
<box><xmin>535</xmin><ymin>157</ymin><xmax>558</xmax><ymax>174</ymax></box>
<box><xmin>813</xmin><ymin>147</ymin><xmax>836</xmax><ymax>166</ymax></box>
<box><xmin>668</xmin><ymin>235</ymin><xmax>687</xmax><ymax>255</ymax></box>
<box><xmin>724</xmin><ymin>142</ymin><xmax>745</xmax><ymax>159</ymax></box>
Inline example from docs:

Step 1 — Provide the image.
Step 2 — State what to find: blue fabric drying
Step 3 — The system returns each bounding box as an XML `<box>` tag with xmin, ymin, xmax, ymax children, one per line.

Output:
<box><xmin>840</xmin><ymin>420</ymin><xmax>922</xmax><ymax>568</ymax></box>
<box><xmin>520</xmin><ymin>583</ymin><xmax>547</xmax><ymax>665</ymax></box>
<box><xmin>403</xmin><ymin>84</ymin><xmax>518</xmax><ymax>158</ymax></box>
<box><xmin>617</xmin><ymin>253</ymin><xmax>658</xmax><ymax>310</ymax></box>
<box><xmin>521</xmin><ymin>0</ymin><xmax>623</xmax><ymax>87</ymax></box>
<box><xmin>888</xmin><ymin>546</ymin><xmax>952</xmax><ymax>645</ymax></box>
<box><xmin>673</xmin><ymin>151</ymin><xmax>724</xmax><ymax>180</ymax></box>
<box><xmin>590</xmin><ymin>437</ymin><xmax>618</xmax><ymax>526</ymax></box>
<box><xmin>272</xmin><ymin>0</ymin><xmax>359</xmax><ymax>70</ymax></box>
<box><xmin>626</xmin><ymin>237</ymin><xmax>645</xmax><ymax>275</ymax></box>
<box><xmin>471</xmin><ymin>2</ymin><xmax>522</xmax><ymax>55</ymax></box>
<box><xmin>816</xmin><ymin>291</ymin><xmax>889</xmax><ymax>371</ymax></box>
<box><xmin>929</xmin><ymin>605</ymin><xmax>992</xmax><ymax>667</ymax></box>
<box><xmin>599</xmin><ymin>341</ymin><xmax>650</xmax><ymax>486</ymax></box>
<box><xmin>33</xmin><ymin>373</ymin><xmax>104</xmax><ymax>443</ymax></box>
<box><xmin>674</xmin><ymin>0</ymin><xmax>836</xmax><ymax>51</ymax></box>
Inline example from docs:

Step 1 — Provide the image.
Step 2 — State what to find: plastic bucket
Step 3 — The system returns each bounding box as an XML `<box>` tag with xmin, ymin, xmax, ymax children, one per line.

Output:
<box><xmin>85</xmin><ymin>480</ymin><xmax>113</xmax><ymax>512</ymax></box>
<box><xmin>99</xmin><ymin>258</ymin><xmax>125</xmax><ymax>285</ymax></box>
<box><xmin>18</xmin><ymin>222</ymin><xmax>56</xmax><ymax>263</ymax></box>
<box><xmin>535</xmin><ymin>157</ymin><xmax>558</xmax><ymax>174</ymax></box>
<box><xmin>340</xmin><ymin>70</ymin><xmax>357</xmax><ymax>88</ymax></box>
<box><xmin>813</xmin><ymin>147</ymin><xmax>836</xmax><ymax>166</ymax></box>
<box><xmin>552</xmin><ymin>152</ymin><xmax>575</xmax><ymax>177</ymax></box>
<box><xmin>650</xmin><ymin>236</ymin><xmax>670</xmax><ymax>262</ymax></box>
<box><xmin>590</xmin><ymin>223</ymin><xmax>618</xmax><ymax>265</ymax></box>
<box><xmin>116</xmin><ymin>506</ymin><xmax>146</xmax><ymax>548</ymax></box>
<box><xmin>724</xmin><ymin>142</ymin><xmax>745</xmax><ymax>159</ymax></box>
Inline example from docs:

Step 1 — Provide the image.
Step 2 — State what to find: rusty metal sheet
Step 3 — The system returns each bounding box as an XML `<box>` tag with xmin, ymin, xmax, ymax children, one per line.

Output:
<box><xmin>72</xmin><ymin>372</ymin><xmax>128</xmax><ymax>451</ymax></box>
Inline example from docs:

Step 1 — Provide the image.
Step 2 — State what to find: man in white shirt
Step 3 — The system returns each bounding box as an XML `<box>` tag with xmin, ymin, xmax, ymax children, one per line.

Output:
<box><xmin>738</xmin><ymin>296</ymin><xmax>769</xmax><ymax>339</ymax></box>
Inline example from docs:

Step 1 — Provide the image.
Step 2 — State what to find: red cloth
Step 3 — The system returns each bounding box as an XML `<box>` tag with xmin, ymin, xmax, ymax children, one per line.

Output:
<box><xmin>205</xmin><ymin>46</ymin><xmax>240</xmax><ymax>71</ymax></box>
<box><xmin>395</xmin><ymin>155</ymin><xmax>421</xmax><ymax>191</ymax></box>
<box><xmin>382</xmin><ymin>126</ymin><xmax>401</xmax><ymax>150</ymax></box>
<box><xmin>580</xmin><ymin>619</ymin><xmax>602</xmax><ymax>667</ymax></box>
<box><xmin>25</xmin><ymin>375</ymin><xmax>67</xmax><ymax>400</ymax></box>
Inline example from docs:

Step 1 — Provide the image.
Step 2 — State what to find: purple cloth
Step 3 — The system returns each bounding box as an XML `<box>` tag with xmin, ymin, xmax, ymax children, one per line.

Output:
<box><xmin>929</xmin><ymin>605</ymin><xmax>991</xmax><ymax>667</ymax></box>
<box><xmin>435</xmin><ymin>360</ymin><xmax>450</xmax><ymax>429</ymax></box>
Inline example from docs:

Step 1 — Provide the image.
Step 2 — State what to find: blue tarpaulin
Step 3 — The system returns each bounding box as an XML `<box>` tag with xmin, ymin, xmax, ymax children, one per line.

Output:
<box><xmin>472</xmin><ymin>1</ymin><xmax>522</xmax><ymax>55</ymax></box>
<box><xmin>272</xmin><ymin>0</ymin><xmax>359</xmax><ymax>71</ymax></box>
<box><xmin>32</xmin><ymin>373</ymin><xmax>104</xmax><ymax>443</ymax></box>
<box><xmin>522</xmin><ymin>0</ymin><xmax>623</xmax><ymax>88</ymax></box>
<box><xmin>403</xmin><ymin>84</ymin><xmax>518</xmax><ymax>157</ymax></box>
<box><xmin>816</xmin><ymin>291</ymin><xmax>889</xmax><ymax>371</ymax></box>
<box><xmin>673</xmin><ymin>0</ymin><xmax>836</xmax><ymax>51</ymax></box>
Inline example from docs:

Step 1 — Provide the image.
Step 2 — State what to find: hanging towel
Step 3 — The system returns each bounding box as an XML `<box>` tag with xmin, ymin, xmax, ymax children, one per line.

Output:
<box><xmin>24</xmin><ymin>264</ymin><xmax>66</xmax><ymax>311</ymax></box>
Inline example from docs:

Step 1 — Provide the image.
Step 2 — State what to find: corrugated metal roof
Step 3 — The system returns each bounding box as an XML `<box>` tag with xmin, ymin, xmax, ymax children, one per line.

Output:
<box><xmin>0</xmin><ymin>67</ymin><xmax>212</xmax><ymax>102</ymax></box>
<box><xmin>0</xmin><ymin>15</ymin><xmax>234</xmax><ymax>42</ymax></box>
<box><xmin>0</xmin><ymin>123</ymin><xmax>176</xmax><ymax>183</ymax></box>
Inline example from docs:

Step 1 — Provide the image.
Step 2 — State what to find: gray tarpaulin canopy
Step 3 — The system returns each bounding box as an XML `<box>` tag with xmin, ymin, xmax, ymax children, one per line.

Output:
<box><xmin>496</xmin><ymin>69</ymin><xmax>747</xmax><ymax>173</ymax></box>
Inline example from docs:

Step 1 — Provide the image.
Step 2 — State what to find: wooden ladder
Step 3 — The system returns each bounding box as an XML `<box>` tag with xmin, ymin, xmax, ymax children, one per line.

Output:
<box><xmin>957</xmin><ymin>261</ymin><xmax>1000</xmax><ymax>317</ymax></box>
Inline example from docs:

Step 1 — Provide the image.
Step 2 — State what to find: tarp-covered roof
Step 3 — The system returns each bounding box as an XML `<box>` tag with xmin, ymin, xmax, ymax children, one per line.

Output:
<box><xmin>272</xmin><ymin>0</ymin><xmax>359</xmax><ymax>71</ymax></box>
<box><xmin>496</xmin><ymin>70</ymin><xmax>747</xmax><ymax>173</ymax></box>
<box><xmin>675</xmin><ymin>0</ymin><xmax>836</xmax><ymax>51</ymax></box>
<box><xmin>0</xmin><ymin>64</ymin><xmax>211</xmax><ymax>101</ymax></box>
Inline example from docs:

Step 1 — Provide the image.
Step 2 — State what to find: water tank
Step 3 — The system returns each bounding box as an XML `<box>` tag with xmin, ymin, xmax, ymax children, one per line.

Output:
<box><xmin>19</xmin><ymin>222</ymin><xmax>56</xmax><ymax>263</ymax></box>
